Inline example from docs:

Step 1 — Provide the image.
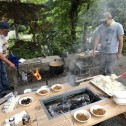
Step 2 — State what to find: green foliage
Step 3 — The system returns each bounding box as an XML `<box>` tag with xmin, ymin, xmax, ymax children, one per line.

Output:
<box><xmin>9</xmin><ymin>40</ymin><xmax>50</xmax><ymax>59</ymax></box>
<box><xmin>1</xmin><ymin>0</ymin><xmax>126</xmax><ymax>58</ymax></box>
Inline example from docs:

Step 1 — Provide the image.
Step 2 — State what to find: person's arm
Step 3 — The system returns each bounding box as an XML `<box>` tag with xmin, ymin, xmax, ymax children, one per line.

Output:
<box><xmin>0</xmin><ymin>52</ymin><xmax>15</xmax><ymax>68</ymax></box>
<box><xmin>118</xmin><ymin>35</ymin><xmax>123</xmax><ymax>59</ymax></box>
<box><xmin>120</xmin><ymin>72</ymin><xmax>126</xmax><ymax>78</ymax></box>
<box><xmin>92</xmin><ymin>36</ymin><xmax>100</xmax><ymax>57</ymax></box>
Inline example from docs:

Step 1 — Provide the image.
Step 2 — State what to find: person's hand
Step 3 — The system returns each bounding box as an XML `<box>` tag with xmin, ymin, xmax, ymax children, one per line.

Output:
<box><xmin>92</xmin><ymin>50</ymin><xmax>96</xmax><ymax>57</ymax></box>
<box><xmin>120</xmin><ymin>72</ymin><xmax>126</xmax><ymax>78</ymax></box>
<box><xmin>117</xmin><ymin>53</ymin><xmax>122</xmax><ymax>60</ymax></box>
<box><xmin>9</xmin><ymin>63</ymin><xmax>16</xmax><ymax>69</ymax></box>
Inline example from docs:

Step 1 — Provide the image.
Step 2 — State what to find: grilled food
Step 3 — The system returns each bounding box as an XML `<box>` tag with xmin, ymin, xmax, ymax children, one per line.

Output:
<box><xmin>76</xmin><ymin>113</ymin><xmax>89</xmax><ymax>121</ymax></box>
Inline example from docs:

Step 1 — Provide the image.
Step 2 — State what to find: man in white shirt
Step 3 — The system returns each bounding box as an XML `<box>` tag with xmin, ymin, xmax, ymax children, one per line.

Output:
<box><xmin>0</xmin><ymin>21</ymin><xmax>16</xmax><ymax>98</ymax></box>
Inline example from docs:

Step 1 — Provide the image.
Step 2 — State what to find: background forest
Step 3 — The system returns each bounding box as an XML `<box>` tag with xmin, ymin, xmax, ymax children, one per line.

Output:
<box><xmin>0</xmin><ymin>0</ymin><xmax>126</xmax><ymax>59</ymax></box>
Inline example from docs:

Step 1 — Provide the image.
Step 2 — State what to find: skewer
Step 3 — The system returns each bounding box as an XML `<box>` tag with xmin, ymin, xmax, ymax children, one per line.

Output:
<box><xmin>116</xmin><ymin>75</ymin><xmax>121</xmax><ymax>79</ymax></box>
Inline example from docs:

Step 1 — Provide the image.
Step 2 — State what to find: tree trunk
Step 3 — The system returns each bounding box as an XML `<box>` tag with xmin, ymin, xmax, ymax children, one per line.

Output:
<box><xmin>83</xmin><ymin>22</ymin><xmax>88</xmax><ymax>51</ymax></box>
<box><xmin>83</xmin><ymin>2</ymin><xmax>90</xmax><ymax>51</ymax></box>
<box><xmin>14</xmin><ymin>24</ymin><xmax>19</xmax><ymax>41</ymax></box>
<box><xmin>29</xmin><ymin>24</ymin><xmax>36</xmax><ymax>42</ymax></box>
<box><xmin>69</xmin><ymin>0</ymin><xmax>80</xmax><ymax>40</ymax></box>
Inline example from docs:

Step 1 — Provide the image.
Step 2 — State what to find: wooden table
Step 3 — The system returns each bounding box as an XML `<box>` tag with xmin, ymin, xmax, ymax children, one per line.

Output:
<box><xmin>0</xmin><ymin>80</ymin><xmax>126</xmax><ymax>126</ymax></box>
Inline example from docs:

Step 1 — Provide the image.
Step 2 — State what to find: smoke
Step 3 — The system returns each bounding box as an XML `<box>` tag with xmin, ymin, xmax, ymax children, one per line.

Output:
<box><xmin>65</xmin><ymin>0</ymin><xmax>126</xmax><ymax>83</ymax></box>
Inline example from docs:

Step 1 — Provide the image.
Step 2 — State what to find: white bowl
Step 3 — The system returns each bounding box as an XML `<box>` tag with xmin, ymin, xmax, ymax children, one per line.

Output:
<box><xmin>19</xmin><ymin>96</ymin><xmax>34</xmax><ymax>107</ymax></box>
<box><xmin>36</xmin><ymin>88</ymin><xmax>49</xmax><ymax>96</ymax></box>
<box><xmin>74</xmin><ymin>110</ymin><xmax>91</xmax><ymax>123</ymax></box>
<box><xmin>23</xmin><ymin>89</ymin><xmax>32</xmax><ymax>94</ymax></box>
<box><xmin>90</xmin><ymin>105</ymin><xmax>107</xmax><ymax>117</ymax></box>
<box><xmin>51</xmin><ymin>84</ymin><xmax>64</xmax><ymax>92</ymax></box>
<box><xmin>113</xmin><ymin>97</ymin><xmax>126</xmax><ymax>105</ymax></box>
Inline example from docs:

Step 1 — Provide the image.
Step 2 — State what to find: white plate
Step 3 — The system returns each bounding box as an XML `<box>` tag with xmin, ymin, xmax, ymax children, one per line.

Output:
<box><xmin>51</xmin><ymin>84</ymin><xmax>64</xmax><ymax>92</ymax></box>
<box><xmin>90</xmin><ymin>105</ymin><xmax>107</xmax><ymax>117</ymax></box>
<box><xmin>74</xmin><ymin>109</ymin><xmax>91</xmax><ymax>123</ymax></box>
<box><xmin>19</xmin><ymin>97</ymin><xmax>34</xmax><ymax>107</ymax></box>
<box><xmin>36</xmin><ymin>88</ymin><xmax>49</xmax><ymax>96</ymax></box>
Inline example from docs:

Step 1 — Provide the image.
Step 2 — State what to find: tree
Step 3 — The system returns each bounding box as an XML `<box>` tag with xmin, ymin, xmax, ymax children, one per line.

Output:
<box><xmin>0</xmin><ymin>1</ymin><xmax>47</xmax><ymax>41</ymax></box>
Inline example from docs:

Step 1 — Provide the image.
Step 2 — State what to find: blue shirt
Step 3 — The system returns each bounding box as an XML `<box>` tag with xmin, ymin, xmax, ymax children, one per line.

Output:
<box><xmin>97</xmin><ymin>21</ymin><xmax>124</xmax><ymax>53</ymax></box>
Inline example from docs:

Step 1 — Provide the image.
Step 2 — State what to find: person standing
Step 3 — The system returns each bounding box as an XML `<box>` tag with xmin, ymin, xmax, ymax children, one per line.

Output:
<box><xmin>93</xmin><ymin>12</ymin><xmax>124</xmax><ymax>75</ymax></box>
<box><xmin>0</xmin><ymin>21</ymin><xmax>16</xmax><ymax>97</ymax></box>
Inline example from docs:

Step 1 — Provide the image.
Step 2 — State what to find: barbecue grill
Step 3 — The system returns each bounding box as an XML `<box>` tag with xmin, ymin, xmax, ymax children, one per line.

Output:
<box><xmin>40</xmin><ymin>87</ymin><xmax>102</xmax><ymax>119</ymax></box>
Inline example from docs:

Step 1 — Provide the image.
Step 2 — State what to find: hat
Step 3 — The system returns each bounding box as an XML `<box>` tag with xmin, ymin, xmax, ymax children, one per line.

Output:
<box><xmin>0</xmin><ymin>21</ymin><xmax>9</xmax><ymax>29</ymax></box>
<box><xmin>100</xmin><ymin>12</ymin><xmax>112</xmax><ymax>21</ymax></box>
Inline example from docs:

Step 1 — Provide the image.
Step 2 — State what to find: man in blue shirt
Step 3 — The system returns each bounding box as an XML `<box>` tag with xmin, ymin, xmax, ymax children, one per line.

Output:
<box><xmin>93</xmin><ymin>12</ymin><xmax>124</xmax><ymax>75</ymax></box>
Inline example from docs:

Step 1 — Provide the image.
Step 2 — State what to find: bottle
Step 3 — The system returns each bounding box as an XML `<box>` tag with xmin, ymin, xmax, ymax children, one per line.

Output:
<box><xmin>21</xmin><ymin>72</ymin><xmax>28</xmax><ymax>82</ymax></box>
<box><xmin>22</xmin><ymin>114</ymin><xmax>31</xmax><ymax>126</ymax></box>
<box><xmin>9</xmin><ymin>117</ymin><xmax>15</xmax><ymax>126</ymax></box>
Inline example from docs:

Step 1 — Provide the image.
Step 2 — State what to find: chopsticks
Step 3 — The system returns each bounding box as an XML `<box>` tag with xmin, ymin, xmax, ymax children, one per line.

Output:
<box><xmin>61</xmin><ymin>111</ymin><xmax>74</xmax><ymax>126</ymax></box>
<box><xmin>98</xmin><ymin>93</ymin><xmax>112</xmax><ymax>98</ymax></box>
<box><xmin>76</xmin><ymin>77</ymin><xmax>93</xmax><ymax>83</ymax></box>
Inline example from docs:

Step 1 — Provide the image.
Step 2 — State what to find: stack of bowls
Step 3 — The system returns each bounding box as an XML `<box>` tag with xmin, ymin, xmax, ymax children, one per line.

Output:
<box><xmin>113</xmin><ymin>91</ymin><xmax>126</xmax><ymax>105</ymax></box>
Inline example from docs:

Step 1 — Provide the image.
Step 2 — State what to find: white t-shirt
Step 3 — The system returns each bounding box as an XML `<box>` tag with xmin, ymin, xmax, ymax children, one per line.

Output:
<box><xmin>0</xmin><ymin>40</ymin><xmax>3</xmax><ymax>52</ymax></box>
<box><xmin>0</xmin><ymin>35</ymin><xmax>9</xmax><ymax>55</ymax></box>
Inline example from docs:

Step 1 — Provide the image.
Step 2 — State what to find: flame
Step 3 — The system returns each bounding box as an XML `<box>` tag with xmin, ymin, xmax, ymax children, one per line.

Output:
<box><xmin>32</xmin><ymin>68</ymin><xmax>42</xmax><ymax>80</ymax></box>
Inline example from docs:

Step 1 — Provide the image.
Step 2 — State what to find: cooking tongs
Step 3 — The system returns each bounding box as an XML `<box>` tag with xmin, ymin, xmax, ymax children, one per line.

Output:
<box><xmin>76</xmin><ymin>77</ymin><xmax>93</xmax><ymax>83</ymax></box>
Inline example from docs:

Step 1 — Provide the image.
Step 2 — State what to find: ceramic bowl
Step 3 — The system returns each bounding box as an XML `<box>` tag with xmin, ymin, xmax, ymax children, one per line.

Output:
<box><xmin>74</xmin><ymin>109</ymin><xmax>91</xmax><ymax>123</ymax></box>
<box><xmin>23</xmin><ymin>89</ymin><xmax>32</xmax><ymax>94</ymax></box>
<box><xmin>19</xmin><ymin>96</ymin><xmax>34</xmax><ymax>107</ymax></box>
<box><xmin>90</xmin><ymin>105</ymin><xmax>107</xmax><ymax>117</ymax></box>
<box><xmin>51</xmin><ymin>84</ymin><xmax>64</xmax><ymax>92</ymax></box>
<box><xmin>36</xmin><ymin>88</ymin><xmax>49</xmax><ymax>96</ymax></box>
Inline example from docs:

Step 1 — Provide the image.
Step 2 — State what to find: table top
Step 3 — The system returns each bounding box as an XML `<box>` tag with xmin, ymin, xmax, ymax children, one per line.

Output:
<box><xmin>0</xmin><ymin>79</ymin><xmax>126</xmax><ymax>126</ymax></box>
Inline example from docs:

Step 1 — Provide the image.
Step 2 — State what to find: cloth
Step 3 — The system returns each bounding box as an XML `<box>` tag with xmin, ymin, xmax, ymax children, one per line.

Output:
<box><xmin>99</xmin><ymin>52</ymin><xmax>117</xmax><ymax>75</ymax></box>
<box><xmin>0</xmin><ymin>60</ymin><xmax>9</xmax><ymax>93</ymax></box>
<box><xmin>0</xmin><ymin>35</ymin><xmax>9</xmax><ymax>55</ymax></box>
<box><xmin>0</xmin><ymin>35</ymin><xmax>9</xmax><ymax>94</ymax></box>
<box><xmin>0</xmin><ymin>21</ymin><xmax>9</xmax><ymax>29</ymax></box>
<box><xmin>96</xmin><ymin>20</ymin><xmax>124</xmax><ymax>53</ymax></box>
<box><xmin>100</xmin><ymin>12</ymin><xmax>112</xmax><ymax>21</ymax></box>
<box><xmin>8</xmin><ymin>52</ymin><xmax>19</xmax><ymax>68</ymax></box>
<box><xmin>95</xmin><ymin>20</ymin><xmax>124</xmax><ymax>75</ymax></box>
